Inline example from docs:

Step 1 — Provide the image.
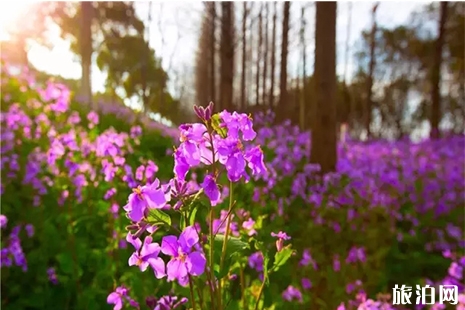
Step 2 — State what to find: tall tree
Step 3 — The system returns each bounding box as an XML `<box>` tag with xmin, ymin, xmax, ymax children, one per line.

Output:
<box><xmin>45</xmin><ymin>2</ymin><xmax>144</xmax><ymax>104</ymax></box>
<box><xmin>300</xmin><ymin>5</ymin><xmax>307</xmax><ymax>130</ymax></box>
<box><xmin>210</xmin><ymin>2</ymin><xmax>217</xmax><ymax>109</ymax></box>
<box><xmin>262</xmin><ymin>4</ymin><xmax>269</xmax><ymax>105</ymax></box>
<box><xmin>365</xmin><ymin>3</ymin><xmax>379</xmax><ymax>139</ymax></box>
<box><xmin>269</xmin><ymin>2</ymin><xmax>278</xmax><ymax>107</ymax></box>
<box><xmin>195</xmin><ymin>4</ymin><xmax>213</xmax><ymax>107</ymax></box>
<box><xmin>256</xmin><ymin>5</ymin><xmax>263</xmax><ymax>106</ymax></box>
<box><xmin>311</xmin><ymin>2</ymin><xmax>337</xmax><ymax>174</ymax></box>
<box><xmin>430</xmin><ymin>2</ymin><xmax>448</xmax><ymax>139</ymax></box>
<box><xmin>240</xmin><ymin>2</ymin><xmax>248</xmax><ymax>110</ymax></box>
<box><xmin>220</xmin><ymin>2</ymin><xmax>235</xmax><ymax>111</ymax></box>
<box><xmin>278</xmin><ymin>2</ymin><xmax>290</xmax><ymax>112</ymax></box>
<box><xmin>343</xmin><ymin>2</ymin><xmax>353</xmax><ymax>128</ymax></box>
<box><xmin>247</xmin><ymin>3</ymin><xmax>255</xmax><ymax>109</ymax></box>
<box><xmin>80</xmin><ymin>2</ymin><xmax>93</xmax><ymax>105</ymax></box>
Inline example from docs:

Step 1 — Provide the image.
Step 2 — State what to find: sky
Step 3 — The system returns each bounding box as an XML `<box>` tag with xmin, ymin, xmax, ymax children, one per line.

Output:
<box><xmin>0</xmin><ymin>1</ymin><xmax>428</xmax><ymax>94</ymax></box>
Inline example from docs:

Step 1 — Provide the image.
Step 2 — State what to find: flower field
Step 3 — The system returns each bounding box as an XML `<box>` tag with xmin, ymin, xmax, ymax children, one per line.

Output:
<box><xmin>1</xmin><ymin>64</ymin><xmax>464</xmax><ymax>310</ymax></box>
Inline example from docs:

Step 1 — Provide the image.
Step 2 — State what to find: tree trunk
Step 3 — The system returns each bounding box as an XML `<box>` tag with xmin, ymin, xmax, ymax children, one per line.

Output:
<box><xmin>80</xmin><ymin>2</ymin><xmax>93</xmax><ymax>106</ymax></box>
<box><xmin>247</xmin><ymin>3</ymin><xmax>255</xmax><ymax>110</ymax></box>
<box><xmin>256</xmin><ymin>5</ymin><xmax>263</xmax><ymax>106</ymax></box>
<box><xmin>310</xmin><ymin>2</ymin><xmax>337</xmax><ymax>174</ymax></box>
<box><xmin>268</xmin><ymin>2</ymin><xmax>277</xmax><ymax>107</ymax></box>
<box><xmin>365</xmin><ymin>3</ymin><xmax>379</xmax><ymax>140</ymax></box>
<box><xmin>141</xmin><ymin>2</ymin><xmax>152</xmax><ymax>111</ymax></box>
<box><xmin>430</xmin><ymin>2</ymin><xmax>448</xmax><ymax>139</ymax></box>
<box><xmin>300</xmin><ymin>6</ymin><xmax>306</xmax><ymax>130</ymax></box>
<box><xmin>278</xmin><ymin>2</ymin><xmax>290</xmax><ymax>117</ymax></box>
<box><xmin>195</xmin><ymin>4</ymin><xmax>212</xmax><ymax>108</ymax></box>
<box><xmin>262</xmin><ymin>4</ymin><xmax>269</xmax><ymax>105</ymax></box>
<box><xmin>210</xmin><ymin>2</ymin><xmax>217</xmax><ymax>110</ymax></box>
<box><xmin>220</xmin><ymin>2</ymin><xmax>234</xmax><ymax>111</ymax></box>
<box><xmin>240</xmin><ymin>2</ymin><xmax>248</xmax><ymax>111</ymax></box>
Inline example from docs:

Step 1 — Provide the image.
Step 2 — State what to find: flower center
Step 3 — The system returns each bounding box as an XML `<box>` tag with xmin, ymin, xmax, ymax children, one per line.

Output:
<box><xmin>180</xmin><ymin>133</ymin><xmax>187</xmax><ymax>142</ymax></box>
<box><xmin>178</xmin><ymin>248</ymin><xmax>187</xmax><ymax>262</ymax></box>
<box><xmin>132</xmin><ymin>186</ymin><xmax>143</xmax><ymax>198</ymax></box>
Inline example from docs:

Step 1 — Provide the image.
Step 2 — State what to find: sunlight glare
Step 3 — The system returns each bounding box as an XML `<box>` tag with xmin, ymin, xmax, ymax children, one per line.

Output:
<box><xmin>0</xmin><ymin>2</ymin><xmax>32</xmax><ymax>41</ymax></box>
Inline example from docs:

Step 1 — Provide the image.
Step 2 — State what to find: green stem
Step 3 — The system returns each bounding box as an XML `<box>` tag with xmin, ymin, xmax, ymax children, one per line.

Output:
<box><xmin>195</xmin><ymin>282</ymin><xmax>205</xmax><ymax>310</ymax></box>
<box><xmin>220</xmin><ymin>182</ymin><xmax>234</xmax><ymax>268</ymax></box>
<box><xmin>188</xmin><ymin>275</ymin><xmax>198</xmax><ymax>310</ymax></box>
<box><xmin>209</xmin><ymin>207</ymin><xmax>217</xmax><ymax>309</ymax></box>
<box><xmin>219</xmin><ymin>181</ymin><xmax>234</xmax><ymax>310</ymax></box>
<box><xmin>240</xmin><ymin>265</ymin><xmax>247</xmax><ymax>310</ymax></box>
<box><xmin>253</xmin><ymin>273</ymin><xmax>267</xmax><ymax>310</ymax></box>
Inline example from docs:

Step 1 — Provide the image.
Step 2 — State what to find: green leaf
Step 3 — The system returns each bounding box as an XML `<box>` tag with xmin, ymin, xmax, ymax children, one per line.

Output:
<box><xmin>211</xmin><ymin>235</ymin><xmax>249</xmax><ymax>279</ymax></box>
<box><xmin>213</xmin><ymin>234</ymin><xmax>249</xmax><ymax>260</ymax></box>
<box><xmin>271</xmin><ymin>246</ymin><xmax>293</xmax><ymax>273</ymax></box>
<box><xmin>56</xmin><ymin>252</ymin><xmax>75</xmax><ymax>275</ymax></box>
<box><xmin>211</xmin><ymin>113</ymin><xmax>228</xmax><ymax>138</ymax></box>
<box><xmin>263</xmin><ymin>253</ymin><xmax>270</xmax><ymax>285</ymax></box>
<box><xmin>180</xmin><ymin>214</ymin><xmax>186</xmax><ymax>231</ymax></box>
<box><xmin>146</xmin><ymin>208</ymin><xmax>172</xmax><ymax>227</ymax></box>
<box><xmin>188</xmin><ymin>207</ymin><xmax>198</xmax><ymax>227</ymax></box>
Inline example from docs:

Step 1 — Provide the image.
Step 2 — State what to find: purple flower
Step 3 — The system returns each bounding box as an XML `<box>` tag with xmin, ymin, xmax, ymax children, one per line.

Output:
<box><xmin>301</xmin><ymin>277</ymin><xmax>312</xmax><ymax>290</ymax></box>
<box><xmin>154</xmin><ymin>295</ymin><xmax>189</xmax><ymax>310</ymax></box>
<box><xmin>244</xmin><ymin>146</ymin><xmax>267</xmax><ymax>177</ymax></box>
<box><xmin>47</xmin><ymin>267</ymin><xmax>58</xmax><ymax>285</ymax></box>
<box><xmin>201</xmin><ymin>174</ymin><xmax>221</xmax><ymax>206</ymax></box>
<box><xmin>216</xmin><ymin>138</ymin><xmax>248</xmax><ymax>182</ymax></box>
<box><xmin>212</xmin><ymin>210</ymin><xmax>239</xmax><ymax>236</ymax></box>
<box><xmin>127</xmin><ymin>234</ymin><xmax>165</xmax><ymax>279</ymax></box>
<box><xmin>219</xmin><ymin>111</ymin><xmax>256</xmax><ymax>141</ymax></box>
<box><xmin>299</xmin><ymin>249</ymin><xmax>318</xmax><ymax>270</ymax></box>
<box><xmin>248</xmin><ymin>251</ymin><xmax>264</xmax><ymax>272</ymax></box>
<box><xmin>107</xmin><ymin>286</ymin><xmax>128</xmax><ymax>310</ymax></box>
<box><xmin>242</xmin><ymin>218</ymin><xmax>257</xmax><ymax>236</ymax></box>
<box><xmin>25</xmin><ymin>224</ymin><xmax>34</xmax><ymax>238</ymax></box>
<box><xmin>333</xmin><ymin>255</ymin><xmax>341</xmax><ymax>272</ymax></box>
<box><xmin>123</xmin><ymin>179</ymin><xmax>170</xmax><ymax>222</ymax></box>
<box><xmin>145</xmin><ymin>160</ymin><xmax>159</xmax><ymax>182</ymax></box>
<box><xmin>173</xmin><ymin>149</ymin><xmax>190</xmax><ymax>181</ymax></box>
<box><xmin>161</xmin><ymin>226</ymin><xmax>206</xmax><ymax>285</ymax></box>
<box><xmin>449</xmin><ymin>262</ymin><xmax>463</xmax><ymax>280</ymax></box>
<box><xmin>282</xmin><ymin>285</ymin><xmax>303</xmax><ymax>303</ymax></box>
<box><xmin>0</xmin><ymin>215</ymin><xmax>7</xmax><ymax>229</ymax></box>
<box><xmin>87</xmin><ymin>111</ymin><xmax>99</xmax><ymax>126</ymax></box>
<box><xmin>271</xmin><ymin>231</ymin><xmax>291</xmax><ymax>252</ymax></box>
<box><xmin>135</xmin><ymin>165</ymin><xmax>145</xmax><ymax>181</ymax></box>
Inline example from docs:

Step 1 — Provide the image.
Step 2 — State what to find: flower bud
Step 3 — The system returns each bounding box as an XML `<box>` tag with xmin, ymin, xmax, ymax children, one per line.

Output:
<box><xmin>193</xmin><ymin>105</ymin><xmax>205</xmax><ymax>121</ymax></box>
<box><xmin>276</xmin><ymin>238</ymin><xmax>284</xmax><ymax>252</ymax></box>
<box><xmin>146</xmin><ymin>296</ymin><xmax>157</xmax><ymax>309</ymax></box>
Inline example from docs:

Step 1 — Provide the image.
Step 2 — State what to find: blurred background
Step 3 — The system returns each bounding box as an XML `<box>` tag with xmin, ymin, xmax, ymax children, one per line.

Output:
<box><xmin>1</xmin><ymin>1</ymin><xmax>463</xmax><ymax>139</ymax></box>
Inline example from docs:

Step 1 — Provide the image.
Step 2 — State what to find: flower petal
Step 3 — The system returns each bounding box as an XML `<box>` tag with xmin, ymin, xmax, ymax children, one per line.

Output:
<box><xmin>148</xmin><ymin>257</ymin><xmax>166</xmax><ymax>279</ymax></box>
<box><xmin>139</xmin><ymin>261</ymin><xmax>149</xmax><ymax>272</ymax></box>
<box><xmin>161</xmin><ymin>235</ymin><xmax>179</xmax><ymax>257</ymax></box>
<box><xmin>107</xmin><ymin>292</ymin><xmax>120</xmax><ymax>304</ymax></box>
<box><xmin>201</xmin><ymin>174</ymin><xmax>220</xmax><ymax>207</ymax></box>
<box><xmin>186</xmin><ymin>251</ymin><xmax>206</xmax><ymax>276</ymax></box>
<box><xmin>126</xmin><ymin>233</ymin><xmax>142</xmax><ymax>251</ymax></box>
<box><xmin>128</xmin><ymin>253</ymin><xmax>139</xmax><ymax>267</ymax></box>
<box><xmin>167</xmin><ymin>258</ymin><xmax>187</xmax><ymax>281</ymax></box>
<box><xmin>179</xmin><ymin>226</ymin><xmax>199</xmax><ymax>251</ymax></box>
<box><xmin>143</xmin><ymin>187</ymin><xmax>167</xmax><ymax>209</ymax></box>
<box><xmin>141</xmin><ymin>237</ymin><xmax>160</xmax><ymax>258</ymax></box>
<box><xmin>127</xmin><ymin>194</ymin><xmax>146</xmax><ymax>222</ymax></box>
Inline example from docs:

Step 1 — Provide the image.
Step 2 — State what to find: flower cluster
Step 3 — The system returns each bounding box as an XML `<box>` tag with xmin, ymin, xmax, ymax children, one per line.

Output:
<box><xmin>174</xmin><ymin>102</ymin><xmax>267</xmax><ymax>206</ymax></box>
<box><xmin>112</xmin><ymin>103</ymin><xmax>287</xmax><ymax>310</ymax></box>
